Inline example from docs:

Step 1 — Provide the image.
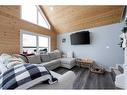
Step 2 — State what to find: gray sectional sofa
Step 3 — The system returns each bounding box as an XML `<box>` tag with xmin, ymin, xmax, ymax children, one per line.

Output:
<box><xmin>15</xmin><ymin>51</ymin><xmax>76</xmax><ymax>89</ymax></box>
<box><xmin>17</xmin><ymin>51</ymin><xmax>76</xmax><ymax>70</ymax></box>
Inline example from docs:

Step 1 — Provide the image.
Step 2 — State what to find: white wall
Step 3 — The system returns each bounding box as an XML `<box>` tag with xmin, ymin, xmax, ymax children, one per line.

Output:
<box><xmin>57</xmin><ymin>22</ymin><xmax>125</xmax><ymax>69</ymax></box>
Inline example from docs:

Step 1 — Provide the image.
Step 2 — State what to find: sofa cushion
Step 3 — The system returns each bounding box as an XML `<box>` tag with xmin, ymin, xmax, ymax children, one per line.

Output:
<box><xmin>55</xmin><ymin>51</ymin><xmax>61</xmax><ymax>58</ymax></box>
<box><xmin>60</xmin><ymin>58</ymin><xmax>76</xmax><ymax>64</ymax></box>
<box><xmin>49</xmin><ymin>52</ymin><xmax>57</xmax><ymax>60</ymax></box>
<box><xmin>49</xmin><ymin>51</ymin><xmax>61</xmax><ymax>60</ymax></box>
<box><xmin>60</xmin><ymin>58</ymin><xmax>76</xmax><ymax>69</ymax></box>
<box><xmin>54</xmin><ymin>50</ymin><xmax>62</xmax><ymax>58</ymax></box>
<box><xmin>40</xmin><ymin>54</ymin><xmax>50</xmax><ymax>62</ymax></box>
<box><xmin>42</xmin><ymin>59</ymin><xmax>61</xmax><ymax>67</ymax></box>
<box><xmin>27</xmin><ymin>55</ymin><xmax>41</xmax><ymax>64</ymax></box>
<box><xmin>42</xmin><ymin>59</ymin><xmax>61</xmax><ymax>70</ymax></box>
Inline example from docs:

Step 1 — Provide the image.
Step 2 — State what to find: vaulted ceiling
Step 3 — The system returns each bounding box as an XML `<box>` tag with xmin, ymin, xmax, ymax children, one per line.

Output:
<box><xmin>41</xmin><ymin>6</ymin><xmax>124</xmax><ymax>34</ymax></box>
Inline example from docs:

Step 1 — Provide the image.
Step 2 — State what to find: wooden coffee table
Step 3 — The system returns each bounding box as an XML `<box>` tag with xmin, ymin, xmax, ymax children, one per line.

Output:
<box><xmin>76</xmin><ymin>58</ymin><xmax>94</xmax><ymax>69</ymax></box>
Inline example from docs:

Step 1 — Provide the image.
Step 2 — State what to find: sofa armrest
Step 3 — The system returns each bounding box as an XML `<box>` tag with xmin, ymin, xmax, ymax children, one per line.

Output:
<box><xmin>57</xmin><ymin>71</ymin><xmax>76</xmax><ymax>89</ymax></box>
<box><xmin>48</xmin><ymin>71</ymin><xmax>76</xmax><ymax>89</ymax></box>
<box><xmin>115</xmin><ymin>74</ymin><xmax>127</xmax><ymax>89</ymax></box>
<box><xmin>29</xmin><ymin>71</ymin><xmax>76</xmax><ymax>89</ymax></box>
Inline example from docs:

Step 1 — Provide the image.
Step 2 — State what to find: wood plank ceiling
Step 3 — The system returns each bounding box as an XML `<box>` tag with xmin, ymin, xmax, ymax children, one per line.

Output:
<box><xmin>41</xmin><ymin>6</ymin><xmax>124</xmax><ymax>34</ymax></box>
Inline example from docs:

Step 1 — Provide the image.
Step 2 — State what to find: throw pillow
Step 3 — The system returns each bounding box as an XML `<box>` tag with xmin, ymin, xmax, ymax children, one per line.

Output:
<box><xmin>54</xmin><ymin>50</ymin><xmax>62</xmax><ymax>58</ymax></box>
<box><xmin>40</xmin><ymin>54</ymin><xmax>50</xmax><ymax>62</ymax></box>
<box><xmin>48</xmin><ymin>50</ymin><xmax>62</xmax><ymax>60</ymax></box>
<box><xmin>27</xmin><ymin>55</ymin><xmax>42</xmax><ymax>64</ymax></box>
<box><xmin>49</xmin><ymin>52</ymin><xmax>57</xmax><ymax>60</ymax></box>
<box><xmin>67</xmin><ymin>51</ymin><xmax>74</xmax><ymax>58</ymax></box>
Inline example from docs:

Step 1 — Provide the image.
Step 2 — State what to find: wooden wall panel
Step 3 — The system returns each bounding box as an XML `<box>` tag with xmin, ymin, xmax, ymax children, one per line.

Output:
<box><xmin>0</xmin><ymin>6</ymin><xmax>57</xmax><ymax>54</ymax></box>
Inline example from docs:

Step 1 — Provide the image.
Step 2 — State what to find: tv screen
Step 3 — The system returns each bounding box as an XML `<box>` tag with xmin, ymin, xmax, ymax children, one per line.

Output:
<box><xmin>70</xmin><ymin>31</ymin><xmax>90</xmax><ymax>45</ymax></box>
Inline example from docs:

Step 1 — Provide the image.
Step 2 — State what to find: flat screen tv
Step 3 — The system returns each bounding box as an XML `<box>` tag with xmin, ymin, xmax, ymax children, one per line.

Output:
<box><xmin>70</xmin><ymin>31</ymin><xmax>90</xmax><ymax>45</ymax></box>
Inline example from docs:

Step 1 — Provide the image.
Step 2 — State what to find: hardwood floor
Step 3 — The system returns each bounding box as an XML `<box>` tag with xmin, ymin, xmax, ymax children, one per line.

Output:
<box><xmin>53</xmin><ymin>66</ymin><xmax>117</xmax><ymax>89</ymax></box>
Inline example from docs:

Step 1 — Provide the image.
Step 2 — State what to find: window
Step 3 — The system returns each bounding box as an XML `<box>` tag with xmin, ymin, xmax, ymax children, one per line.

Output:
<box><xmin>23</xmin><ymin>34</ymin><xmax>37</xmax><ymax>47</ymax></box>
<box><xmin>22</xmin><ymin>34</ymin><xmax>37</xmax><ymax>54</ymax></box>
<box><xmin>21</xmin><ymin>5</ymin><xmax>50</xmax><ymax>29</ymax></box>
<box><xmin>39</xmin><ymin>36</ymin><xmax>49</xmax><ymax>51</ymax></box>
<box><xmin>38</xmin><ymin>11</ymin><xmax>49</xmax><ymax>29</ymax></box>
<box><xmin>21</xmin><ymin>5</ymin><xmax>37</xmax><ymax>24</ymax></box>
<box><xmin>21</xmin><ymin>30</ymin><xmax>50</xmax><ymax>54</ymax></box>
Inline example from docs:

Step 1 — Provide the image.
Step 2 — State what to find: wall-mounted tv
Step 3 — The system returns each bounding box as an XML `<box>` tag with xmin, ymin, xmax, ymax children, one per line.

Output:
<box><xmin>70</xmin><ymin>31</ymin><xmax>90</xmax><ymax>45</ymax></box>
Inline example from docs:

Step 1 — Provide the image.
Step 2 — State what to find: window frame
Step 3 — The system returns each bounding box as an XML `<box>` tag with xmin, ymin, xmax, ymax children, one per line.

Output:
<box><xmin>20</xmin><ymin>29</ymin><xmax>50</xmax><ymax>54</ymax></box>
<box><xmin>20</xmin><ymin>5</ymin><xmax>51</xmax><ymax>30</ymax></box>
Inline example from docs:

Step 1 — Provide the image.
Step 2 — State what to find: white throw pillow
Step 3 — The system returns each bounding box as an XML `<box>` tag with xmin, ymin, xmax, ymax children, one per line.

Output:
<box><xmin>67</xmin><ymin>51</ymin><xmax>73</xmax><ymax>58</ymax></box>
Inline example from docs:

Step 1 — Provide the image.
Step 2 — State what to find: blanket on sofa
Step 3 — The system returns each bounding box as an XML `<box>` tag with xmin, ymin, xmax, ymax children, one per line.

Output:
<box><xmin>0</xmin><ymin>64</ymin><xmax>57</xmax><ymax>89</ymax></box>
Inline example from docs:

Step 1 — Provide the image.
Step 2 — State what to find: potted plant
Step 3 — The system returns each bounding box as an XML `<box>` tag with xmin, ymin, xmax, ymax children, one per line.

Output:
<box><xmin>122</xmin><ymin>27</ymin><xmax>127</xmax><ymax>33</ymax></box>
<box><xmin>119</xmin><ymin>19</ymin><xmax>127</xmax><ymax>49</ymax></box>
<box><xmin>122</xmin><ymin>19</ymin><xmax>127</xmax><ymax>33</ymax></box>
